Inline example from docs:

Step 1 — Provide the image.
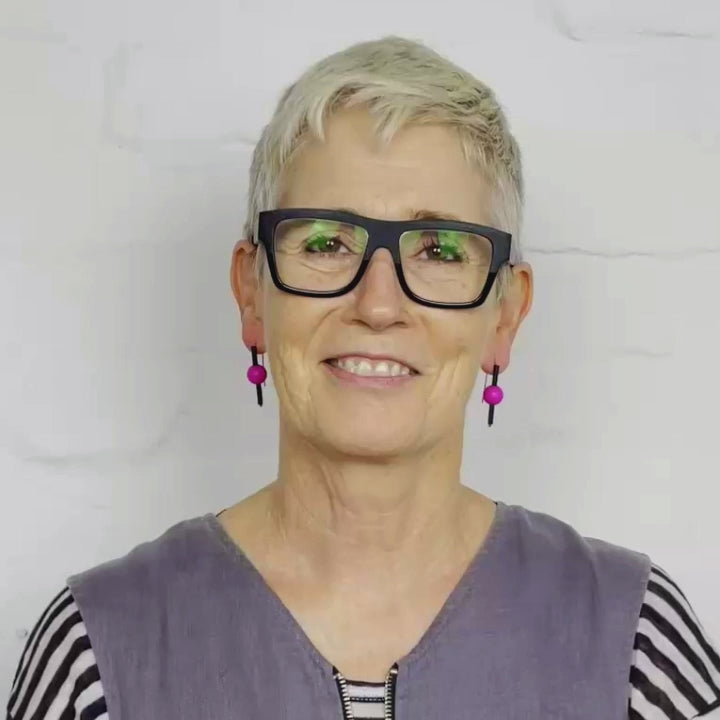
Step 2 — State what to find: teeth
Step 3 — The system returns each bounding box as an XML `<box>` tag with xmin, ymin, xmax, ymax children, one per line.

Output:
<box><xmin>333</xmin><ymin>357</ymin><xmax>412</xmax><ymax>377</ymax></box>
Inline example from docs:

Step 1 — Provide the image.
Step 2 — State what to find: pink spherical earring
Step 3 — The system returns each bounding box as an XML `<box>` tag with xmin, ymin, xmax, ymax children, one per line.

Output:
<box><xmin>247</xmin><ymin>345</ymin><xmax>267</xmax><ymax>406</ymax></box>
<box><xmin>482</xmin><ymin>364</ymin><xmax>504</xmax><ymax>427</ymax></box>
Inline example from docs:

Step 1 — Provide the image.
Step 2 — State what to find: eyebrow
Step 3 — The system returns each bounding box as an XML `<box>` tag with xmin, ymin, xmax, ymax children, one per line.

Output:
<box><xmin>335</xmin><ymin>207</ymin><xmax>464</xmax><ymax>222</ymax></box>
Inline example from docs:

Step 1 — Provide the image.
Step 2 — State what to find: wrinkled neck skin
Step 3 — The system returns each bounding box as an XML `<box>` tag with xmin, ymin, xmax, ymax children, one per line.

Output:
<box><xmin>254</xmin><ymin>414</ymin><xmax>495</xmax><ymax>592</ymax></box>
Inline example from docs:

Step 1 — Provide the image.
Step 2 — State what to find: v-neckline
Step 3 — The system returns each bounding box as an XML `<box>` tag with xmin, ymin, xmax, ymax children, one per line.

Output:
<box><xmin>202</xmin><ymin>498</ymin><xmax>511</xmax><ymax>677</ymax></box>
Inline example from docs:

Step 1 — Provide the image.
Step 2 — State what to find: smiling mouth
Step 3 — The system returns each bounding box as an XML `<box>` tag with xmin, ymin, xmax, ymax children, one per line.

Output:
<box><xmin>324</xmin><ymin>357</ymin><xmax>418</xmax><ymax>378</ymax></box>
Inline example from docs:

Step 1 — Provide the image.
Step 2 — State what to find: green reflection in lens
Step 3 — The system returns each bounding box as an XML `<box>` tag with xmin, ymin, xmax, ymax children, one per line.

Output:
<box><xmin>303</xmin><ymin>220</ymin><xmax>364</xmax><ymax>253</ymax></box>
<box><xmin>436</xmin><ymin>230</ymin><xmax>465</xmax><ymax>258</ymax></box>
<box><xmin>403</xmin><ymin>229</ymin><xmax>467</xmax><ymax>261</ymax></box>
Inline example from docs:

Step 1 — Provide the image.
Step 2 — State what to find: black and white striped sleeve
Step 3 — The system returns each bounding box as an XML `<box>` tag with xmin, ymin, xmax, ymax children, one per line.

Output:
<box><xmin>6</xmin><ymin>587</ymin><xmax>108</xmax><ymax>720</ymax></box>
<box><xmin>629</xmin><ymin>564</ymin><xmax>720</xmax><ymax>719</ymax></box>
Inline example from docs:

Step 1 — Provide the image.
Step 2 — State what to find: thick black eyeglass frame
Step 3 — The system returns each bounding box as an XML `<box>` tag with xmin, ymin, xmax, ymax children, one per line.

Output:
<box><xmin>253</xmin><ymin>208</ymin><xmax>513</xmax><ymax>309</ymax></box>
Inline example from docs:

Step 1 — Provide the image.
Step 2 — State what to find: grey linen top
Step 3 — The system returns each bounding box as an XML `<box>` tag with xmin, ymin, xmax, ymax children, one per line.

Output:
<box><xmin>6</xmin><ymin>500</ymin><xmax>720</xmax><ymax>720</ymax></box>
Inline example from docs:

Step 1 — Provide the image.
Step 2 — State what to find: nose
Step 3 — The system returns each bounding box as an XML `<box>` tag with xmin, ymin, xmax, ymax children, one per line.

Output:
<box><xmin>352</xmin><ymin>248</ymin><xmax>406</xmax><ymax>329</ymax></box>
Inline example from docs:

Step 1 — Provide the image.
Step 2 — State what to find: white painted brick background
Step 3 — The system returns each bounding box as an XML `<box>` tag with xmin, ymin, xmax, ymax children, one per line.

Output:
<box><xmin>1</xmin><ymin>0</ymin><xmax>719</xmax><ymax>688</ymax></box>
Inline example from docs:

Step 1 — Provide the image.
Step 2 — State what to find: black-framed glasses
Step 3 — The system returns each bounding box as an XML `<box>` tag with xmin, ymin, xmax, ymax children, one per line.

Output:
<box><xmin>252</xmin><ymin>208</ymin><xmax>513</xmax><ymax>309</ymax></box>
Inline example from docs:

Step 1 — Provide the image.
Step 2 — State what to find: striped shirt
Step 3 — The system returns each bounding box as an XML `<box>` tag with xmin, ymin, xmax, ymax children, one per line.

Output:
<box><xmin>6</xmin><ymin>565</ymin><xmax>720</xmax><ymax>720</ymax></box>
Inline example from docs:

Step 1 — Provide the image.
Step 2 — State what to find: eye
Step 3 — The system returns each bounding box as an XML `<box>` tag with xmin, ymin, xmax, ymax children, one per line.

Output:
<box><xmin>420</xmin><ymin>231</ymin><xmax>466</xmax><ymax>262</ymax></box>
<box><xmin>301</xmin><ymin>220</ymin><xmax>364</xmax><ymax>255</ymax></box>
<box><xmin>304</xmin><ymin>233</ymin><xmax>349</xmax><ymax>254</ymax></box>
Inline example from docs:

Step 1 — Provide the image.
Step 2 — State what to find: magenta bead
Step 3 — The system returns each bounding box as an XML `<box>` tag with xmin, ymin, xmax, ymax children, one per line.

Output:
<box><xmin>483</xmin><ymin>385</ymin><xmax>504</xmax><ymax>405</ymax></box>
<box><xmin>247</xmin><ymin>364</ymin><xmax>267</xmax><ymax>385</ymax></box>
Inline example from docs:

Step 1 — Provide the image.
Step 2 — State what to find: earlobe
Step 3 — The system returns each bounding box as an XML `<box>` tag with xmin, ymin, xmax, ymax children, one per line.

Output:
<box><xmin>482</xmin><ymin>343</ymin><xmax>510</xmax><ymax>376</ymax></box>
<box><xmin>241</xmin><ymin>315</ymin><xmax>265</xmax><ymax>354</ymax></box>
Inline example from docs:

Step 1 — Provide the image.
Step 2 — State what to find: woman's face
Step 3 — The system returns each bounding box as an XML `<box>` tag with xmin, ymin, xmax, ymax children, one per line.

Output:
<box><xmin>234</xmin><ymin>106</ymin><xmax>531</xmax><ymax>458</ymax></box>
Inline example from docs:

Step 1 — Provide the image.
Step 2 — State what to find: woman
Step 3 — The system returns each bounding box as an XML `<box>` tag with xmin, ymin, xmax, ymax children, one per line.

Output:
<box><xmin>6</xmin><ymin>35</ymin><xmax>719</xmax><ymax>720</ymax></box>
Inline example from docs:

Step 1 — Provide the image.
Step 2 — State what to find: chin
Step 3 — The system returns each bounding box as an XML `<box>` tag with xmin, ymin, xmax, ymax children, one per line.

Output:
<box><xmin>323</xmin><ymin>436</ymin><xmax>417</xmax><ymax>460</ymax></box>
<box><xmin>316</xmin><ymin>420</ymin><xmax>421</xmax><ymax>459</ymax></box>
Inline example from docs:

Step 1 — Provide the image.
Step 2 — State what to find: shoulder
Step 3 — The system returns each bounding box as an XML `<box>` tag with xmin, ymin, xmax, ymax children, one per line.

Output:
<box><xmin>6</xmin><ymin>587</ymin><xmax>107</xmax><ymax>720</ymax></box>
<box><xmin>67</xmin><ymin>513</ymin><xmax>219</xmax><ymax>616</ymax></box>
<box><xmin>505</xmin><ymin>502</ymin><xmax>652</xmax><ymax>586</ymax></box>
<box><xmin>629</xmin><ymin>563</ymin><xmax>720</xmax><ymax>719</ymax></box>
<box><xmin>491</xmin><ymin>502</ymin><xmax>654</xmax><ymax>680</ymax></box>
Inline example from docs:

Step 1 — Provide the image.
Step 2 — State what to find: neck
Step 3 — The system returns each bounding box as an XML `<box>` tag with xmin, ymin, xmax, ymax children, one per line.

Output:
<box><xmin>259</xmin><ymin>421</ymin><xmax>492</xmax><ymax>585</ymax></box>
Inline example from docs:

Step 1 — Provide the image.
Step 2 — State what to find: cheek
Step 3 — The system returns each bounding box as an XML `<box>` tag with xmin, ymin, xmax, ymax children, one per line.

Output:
<box><xmin>429</xmin><ymin>316</ymin><xmax>494</xmax><ymax>401</ymax></box>
<box><xmin>435</xmin><ymin>311</ymin><xmax>493</xmax><ymax>364</ymax></box>
<box><xmin>263</xmin><ymin>296</ymin><xmax>322</xmax><ymax>384</ymax></box>
<box><xmin>268</xmin><ymin>340</ymin><xmax>318</xmax><ymax>421</ymax></box>
<box><xmin>263</xmin><ymin>290</ymin><xmax>300</xmax><ymax>349</ymax></box>
<box><xmin>268</xmin><ymin>333</ymin><xmax>306</xmax><ymax>392</ymax></box>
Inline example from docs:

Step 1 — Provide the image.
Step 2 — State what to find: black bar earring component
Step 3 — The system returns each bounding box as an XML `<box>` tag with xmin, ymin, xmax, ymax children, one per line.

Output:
<box><xmin>489</xmin><ymin>365</ymin><xmax>499</xmax><ymax>426</ymax></box>
<box><xmin>247</xmin><ymin>346</ymin><xmax>267</xmax><ymax>407</ymax></box>
<box><xmin>253</xmin><ymin>346</ymin><xmax>262</xmax><ymax>407</ymax></box>
<box><xmin>482</xmin><ymin>364</ymin><xmax>505</xmax><ymax>427</ymax></box>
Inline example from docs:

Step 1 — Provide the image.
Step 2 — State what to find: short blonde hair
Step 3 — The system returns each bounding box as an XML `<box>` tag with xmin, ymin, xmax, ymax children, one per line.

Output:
<box><xmin>243</xmin><ymin>35</ymin><xmax>524</xmax><ymax>299</ymax></box>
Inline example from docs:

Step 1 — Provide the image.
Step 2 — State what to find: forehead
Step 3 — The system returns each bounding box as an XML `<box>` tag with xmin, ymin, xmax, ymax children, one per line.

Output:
<box><xmin>278</xmin><ymin>107</ymin><xmax>493</xmax><ymax>225</ymax></box>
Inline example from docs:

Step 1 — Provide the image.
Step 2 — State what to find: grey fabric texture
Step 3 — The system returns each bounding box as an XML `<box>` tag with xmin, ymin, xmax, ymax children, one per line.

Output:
<box><xmin>67</xmin><ymin>500</ymin><xmax>651</xmax><ymax>719</ymax></box>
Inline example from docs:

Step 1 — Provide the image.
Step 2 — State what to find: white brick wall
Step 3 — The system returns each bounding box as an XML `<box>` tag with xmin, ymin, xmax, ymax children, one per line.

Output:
<box><xmin>1</xmin><ymin>0</ymin><xmax>718</xmax><ymax>688</ymax></box>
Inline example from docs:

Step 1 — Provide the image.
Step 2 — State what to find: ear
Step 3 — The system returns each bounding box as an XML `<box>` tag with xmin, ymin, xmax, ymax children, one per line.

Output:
<box><xmin>481</xmin><ymin>263</ymin><xmax>533</xmax><ymax>375</ymax></box>
<box><xmin>230</xmin><ymin>239</ymin><xmax>265</xmax><ymax>353</ymax></box>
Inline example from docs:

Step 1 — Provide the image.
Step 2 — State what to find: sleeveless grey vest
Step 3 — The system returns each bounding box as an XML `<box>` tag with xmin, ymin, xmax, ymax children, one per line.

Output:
<box><xmin>67</xmin><ymin>500</ymin><xmax>651</xmax><ymax>720</ymax></box>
